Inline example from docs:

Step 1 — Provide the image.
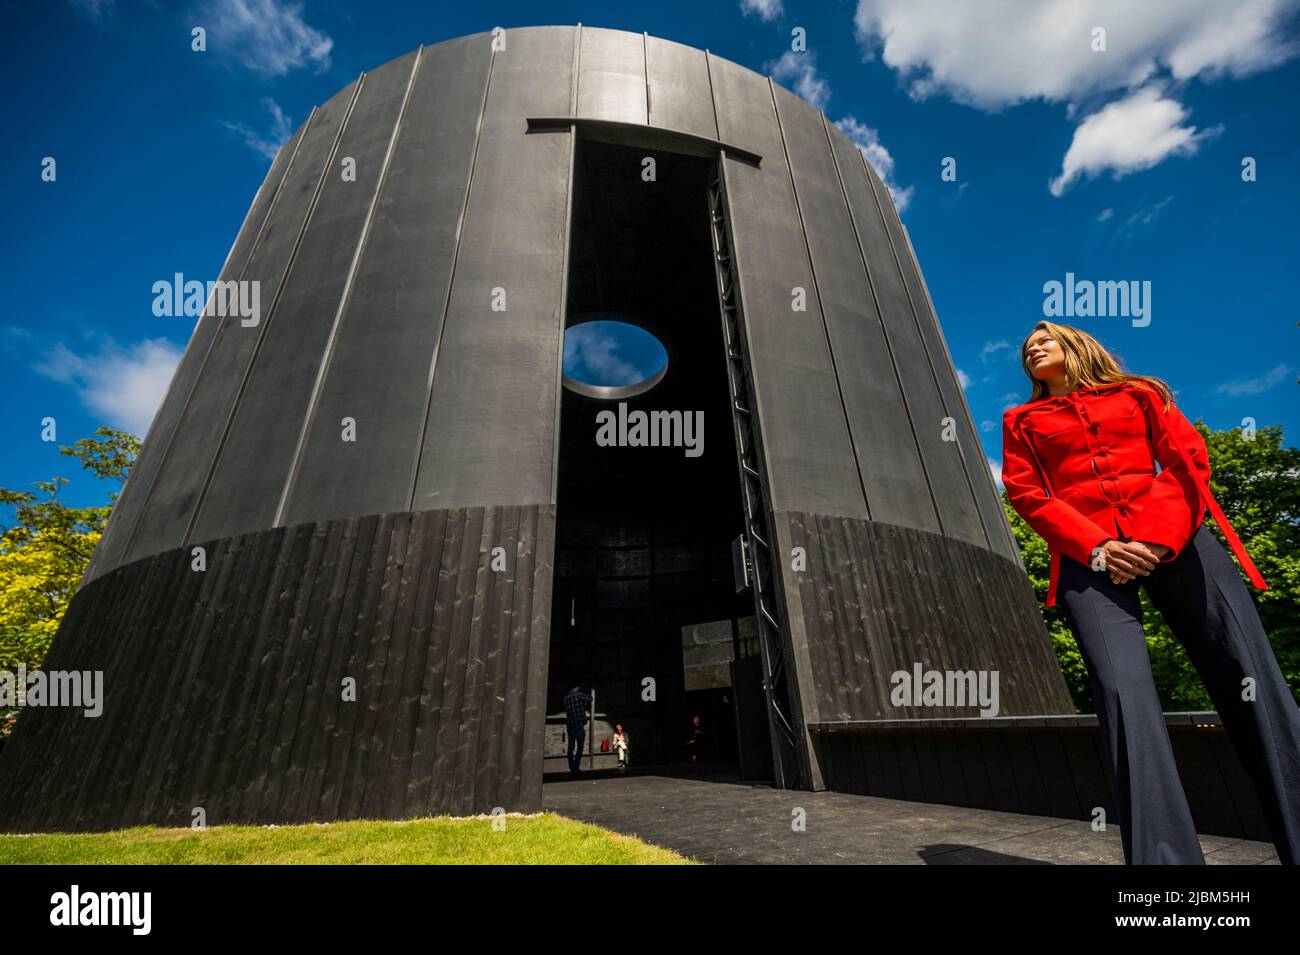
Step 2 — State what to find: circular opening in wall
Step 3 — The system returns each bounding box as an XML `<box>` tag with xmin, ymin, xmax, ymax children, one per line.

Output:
<box><xmin>562</xmin><ymin>318</ymin><xmax>669</xmax><ymax>400</ymax></box>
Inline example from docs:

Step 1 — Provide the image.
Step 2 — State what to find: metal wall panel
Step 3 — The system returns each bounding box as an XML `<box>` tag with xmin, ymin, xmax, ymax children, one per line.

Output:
<box><xmin>709</xmin><ymin>57</ymin><xmax>867</xmax><ymax>518</ymax></box>
<box><xmin>773</xmin><ymin>86</ymin><xmax>938</xmax><ymax>532</ymax></box>
<box><xmin>824</xmin><ymin>123</ymin><xmax>984</xmax><ymax>545</ymax></box>
<box><xmin>888</xmin><ymin>190</ymin><xmax>1020</xmax><ymax>561</ymax></box>
<box><xmin>576</xmin><ymin>26</ymin><xmax>646</xmax><ymax>125</ymax></box>
<box><xmin>860</xmin><ymin>156</ymin><xmax>991</xmax><ymax>550</ymax></box>
<box><xmin>645</xmin><ymin>35</ymin><xmax>716</xmax><ymax>139</ymax></box>
<box><xmin>190</xmin><ymin>52</ymin><xmax>418</xmax><ymax>543</ymax></box>
<box><xmin>413</xmin><ymin>26</ymin><xmax>577</xmax><ymax>511</ymax></box>
<box><xmin>86</xmin><ymin>120</ymin><xmax>310</xmax><ymax>581</ymax></box>
<box><xmin>123</xmin><ymin>78</ymin><xmax>360</xmax><ymax>564</ymax></box>
<box><xmin>281</xmin><ymin>37</ymin><xmax>493</xmax><ymax>527</ymax></box>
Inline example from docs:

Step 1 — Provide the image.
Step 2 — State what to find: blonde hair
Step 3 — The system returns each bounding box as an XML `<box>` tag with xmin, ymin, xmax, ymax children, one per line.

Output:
<box><xmin>1019</xmin><ymin>320</ymin><xmax>1173</xmax><ymax>410</ymax></box>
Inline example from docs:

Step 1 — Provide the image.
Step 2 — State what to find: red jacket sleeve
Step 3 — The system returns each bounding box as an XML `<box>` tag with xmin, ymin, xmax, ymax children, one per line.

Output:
<box><xmin>1128</xmin><ymin>391</ymin><xmax>1207</xmax><ymax>561</ymax></box>
<box><xmin>1001</xmin><ymin>412</ymin><xmax>1113</xmax><ymax>565</ymax></box>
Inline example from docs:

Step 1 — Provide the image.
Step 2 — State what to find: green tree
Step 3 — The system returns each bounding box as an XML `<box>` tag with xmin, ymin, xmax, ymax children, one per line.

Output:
<box><xmin>0</xmin><ymin>428</ymin><xmax>139</xmax><ymax>736</ymax></box>
<box><xmin>1004</xmin><ymin>420</ymin><xmax>1300</xmax><ymax>713</ymax></box>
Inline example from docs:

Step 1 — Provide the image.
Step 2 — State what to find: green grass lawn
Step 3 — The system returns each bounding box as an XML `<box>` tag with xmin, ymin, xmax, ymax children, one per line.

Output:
<box><xmin>0</xmin><ymin>812</ymin><xmax>693</xmax><ymax>865</ymax></box>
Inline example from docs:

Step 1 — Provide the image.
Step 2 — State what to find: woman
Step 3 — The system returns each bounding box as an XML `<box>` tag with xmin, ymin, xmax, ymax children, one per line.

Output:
<box><xmin>1001</xmin><ymin>320</ymin><xmax>1300</xmax><ymax>865</ymax></box>
<box><xmin>612</xmin><ymin>724</ymin><xmax>629</xmax><ymax>771</ymax></box>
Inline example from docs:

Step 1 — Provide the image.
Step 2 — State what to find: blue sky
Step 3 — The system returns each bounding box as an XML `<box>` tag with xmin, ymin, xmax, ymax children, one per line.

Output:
<box><xmin>564</xmin><ymin>320</ymin><xmax>669</xmax><ymax>391</ymax></box>
<box><xmin>2</xmin><ymin>0</ymin><xmax>1297</xmax><ymax>509</ymax></box>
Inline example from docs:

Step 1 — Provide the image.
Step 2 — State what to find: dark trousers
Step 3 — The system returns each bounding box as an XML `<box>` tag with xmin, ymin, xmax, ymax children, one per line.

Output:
<box><xmin>566</xmin><ymin>724</ymin><xmax>585</xmax><ymax>772</ymax></box>
<box><xmin>1057</xmin><ymin>524</ymin><xmax>1300</xmax><ymax>865</ymax></box>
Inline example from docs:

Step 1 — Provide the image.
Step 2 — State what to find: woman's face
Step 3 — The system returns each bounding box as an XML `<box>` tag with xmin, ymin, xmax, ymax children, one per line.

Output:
<box><xmin>1023</xmin><ymin>328</ymin><xmax>1066</xmax><ymax>381</ymax></box>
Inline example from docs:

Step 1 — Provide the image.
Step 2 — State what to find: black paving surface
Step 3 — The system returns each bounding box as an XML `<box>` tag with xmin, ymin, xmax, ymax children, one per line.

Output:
<box><xmin>542</xmin><ymin>763</ymin><xmax>1281</xmax><ymax>864</ymax></box>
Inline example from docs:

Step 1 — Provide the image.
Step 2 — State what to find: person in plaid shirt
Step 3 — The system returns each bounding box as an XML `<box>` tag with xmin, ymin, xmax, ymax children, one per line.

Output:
<box><xmin>563</xmin><ymin>685</ymin><xmax>592</xmax><ymax>775</ymax></box>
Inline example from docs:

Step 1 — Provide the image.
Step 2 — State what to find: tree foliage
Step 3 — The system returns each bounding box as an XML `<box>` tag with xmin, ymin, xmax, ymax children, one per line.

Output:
<box><xmin>1003</xmin><ymin>420</ymin><xmax>1299</xmax><ymax>713</ymax></box>
<box><xmin>1</xmin><ymin>429</ymin><xmax>139</xmax><ymax>736</ymax></box>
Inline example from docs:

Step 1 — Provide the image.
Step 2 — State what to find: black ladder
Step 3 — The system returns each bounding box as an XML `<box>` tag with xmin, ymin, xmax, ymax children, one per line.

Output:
<box><xmin>706</xmin><ymin>156</ymin><xmax>804</xmax><ymax>790</ymax></box>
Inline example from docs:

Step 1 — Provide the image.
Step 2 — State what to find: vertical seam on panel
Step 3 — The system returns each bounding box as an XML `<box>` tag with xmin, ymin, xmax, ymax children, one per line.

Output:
<box><xmin>183</xmin><ymin>74</ymin><xmax>366</xmax><ymax>547</ymax></box>
<box><xmin>768</xmin><ymin>79</ymin><xmax>871</xmax><ymax>519</ymax></box>
<box><xmin>84</xmin><ymin>148</ymin><xmax>274</xmax><ymax>583</ymax></box>
<box><xmin>863</xmin><ymin>152</ymin><xmax>993</xmax><ymax>550</ymax></box>
<box><xmin>549</xmin><ymin>24</ymin><xmax>582</xmax><ymax>506</ymax></box>
<box><xmin>572</xmin><ymin>23</ymin><xmax>582</xmax><ymax>116</ymax></box>
<box><xmin>407</xmin><ymin>38</ymin><xmax>498</xmax><ymax>510</ymax></box>
<box><xmin>902</xmin><ymin>220</ymin><xmax>1019</xmax><ymax>559</ymax></box>
<box><xmin>642</xmin><ymin>30</ymin><xmax>651</xmax><ymax>124</ymax></box>
<box><xmin>117</xmin><ymin>108</ymin><xmax>318</xmax><ymax>565</ymax></box>
<box><xmin>224</xmin><ymin>117</ymin><xmax>315</xmax><ymax>284</ymax></box>
<box><xmin>703</xmin><ymin>50</ymin><xmax>721</xmax><ymax>142</ymax></box>
<box><xmin>821</xmin><ymin>113</ymin><xmax>942</xmax><ymax>534</ymax></box>
<box><xmin>274</xmin><ymin>48</ymin><xmax>425</xmax><ymax>528</ymax></box>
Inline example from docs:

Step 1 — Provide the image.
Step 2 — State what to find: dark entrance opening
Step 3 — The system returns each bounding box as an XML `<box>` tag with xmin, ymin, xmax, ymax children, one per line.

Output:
<box><xmin>546</xmin><ymin>137</ymin><xmax>773</xmax><ymax>781</ymax></box>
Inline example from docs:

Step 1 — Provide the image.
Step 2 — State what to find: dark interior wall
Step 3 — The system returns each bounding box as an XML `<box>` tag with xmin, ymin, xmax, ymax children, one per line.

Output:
<box><xmin>548</xmin><ymin>140</ymin><xmax>751</xmax><ymax>764</ymax></box>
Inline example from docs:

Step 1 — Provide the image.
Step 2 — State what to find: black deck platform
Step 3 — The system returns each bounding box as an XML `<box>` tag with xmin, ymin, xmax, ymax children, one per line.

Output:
<box><xmin>541</xmin><ymin>763</ymin><xmax>1280</xmax><ymax>864</ymax></box>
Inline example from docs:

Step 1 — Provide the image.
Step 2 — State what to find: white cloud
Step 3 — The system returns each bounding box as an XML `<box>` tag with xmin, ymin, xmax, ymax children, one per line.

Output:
<box><xmin>1118</xmin><ymin>194</ymin><xmax>1177</xmax><ymax>234</ymax></box>
<box><xmin>1215</xmin><ymin>363</ymin><xmax>1292</xmax><ymax>396</ymax></box>
<box><xmin>980</xmin><ymin>339</ymin><xmax>1011</xmax><ymax>363</ymax></box>
<box><xmin>36</xmin><ymin>338</ymin><xmax>182</xmax><ymax>436</ymax></box>
<box><xmin>1096</xmin><ymin>207</ymin><xmax>1114</xmax><ymax>221</ymax></box>
<box><xmin>852</xmin><ymin>0</ymin><xmax>1300</xmax><ymax>110</ymax></box>
<box><xmin>563</xmin><ymin>328</ymin><xmax>640</xmax><ymax>385</ymax></box>
<box><xmin>853</xmin><ymin>1</ymin><xmax>1295</xmax><ymax>194</ymax></box>
<box><xmin>201</xmin><ymin>0</ymin><xmax>333</xmax><ymax>77</ymax></box>
<box><xmin>835</xmin><ymin>116</ymin><xmax>914</xmax><ymax>212</ymax></box>
<box><xmin>957</xmin><ymin>368</ymin><xmax>971</xmax><ymax>388</ymax></box>
<box><xmin>989</xmin><ymin>456</ymin><xmax>1003</xmax><ymax>488</ymax></box>
<box><xmin>740</xmin><ymin>0</ymin><xmax>784</xmax><ymax>22</ymax></box>
<box><xmin>222</xmin><ymin>97</ymin><xmax>293</xmax><ymax>160</ymax></box>
<box><xmin>980</xmin><ymin>420</ymin><xmax>997</xmax><ymax>432</ymax></box>
<box><xmin>1049</xmin><ymin>87</ymin><xmax>1220</xmax><ymax>195</ymax></box>
<box><xmin>767</xmin><ymin>50</ymin><xmax>832</xmax><ymax>111</ymax></box>
<box><xmin>999</xmin><ymin>391</ymin><xmax>1024</xmax><ymax>410</ymax></box>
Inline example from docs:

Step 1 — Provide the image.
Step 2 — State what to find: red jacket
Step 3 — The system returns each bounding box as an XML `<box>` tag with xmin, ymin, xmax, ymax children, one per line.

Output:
<box><xmin>1001</xmin><ymin>380</ymin><xmax>1266</xmax><ymax>608</ymax></box>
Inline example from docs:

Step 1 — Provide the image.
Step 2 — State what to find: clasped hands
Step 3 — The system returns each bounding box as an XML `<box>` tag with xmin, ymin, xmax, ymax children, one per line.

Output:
<box><xmin>1097</xmin><ymin>539</ymin><xmax>1172</xmax><ymax>585</ymax></box>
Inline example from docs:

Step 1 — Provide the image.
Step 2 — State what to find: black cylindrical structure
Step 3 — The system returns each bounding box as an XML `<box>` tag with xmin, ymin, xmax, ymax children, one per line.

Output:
<box><xmin>0</xmin><ymin>26</ymin><xmax>1071</xmax><ymax>832</ymax></box>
